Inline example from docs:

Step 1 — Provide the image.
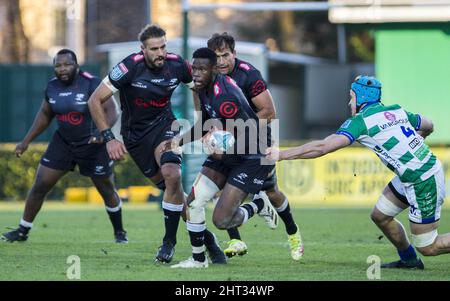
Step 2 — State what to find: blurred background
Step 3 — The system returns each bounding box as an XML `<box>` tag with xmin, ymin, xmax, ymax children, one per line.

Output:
<box><xmin>0</xmin><ymin>0</ymin><xmax>449</xmax><ymax>206</ymax></box>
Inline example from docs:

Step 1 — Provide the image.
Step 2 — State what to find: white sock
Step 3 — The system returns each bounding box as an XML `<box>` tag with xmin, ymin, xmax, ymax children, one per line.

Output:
<box><xmin>20</xmin><ymin>218</ymin><xmax>33</xmax><ymax>229</ymax></box>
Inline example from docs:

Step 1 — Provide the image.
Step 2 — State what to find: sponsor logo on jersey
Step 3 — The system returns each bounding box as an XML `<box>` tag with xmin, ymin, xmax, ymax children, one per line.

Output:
<box><xmin>409</xmin><ymin>137</ymin><xmax>421</xmax><ymax>149</ymax></box>
<box><xmin>238</xmin><ymin>63</ymin><xmax>251</xmax><ymax>71</ymax></box>
<box><xmin>131</xmin><ymin>82</ymin><xmax>147</xmax><ymax>89</ymax></box>
<box><xmin>56</xmin><ymin>112</ymin><xmax>84</xmax><ymax>125</ymax></box>
<box><xmin>48</xmin><ymin>98</ymin><xmax>56</xmax><ymax>104</ymax></box>
<box><xmin>376</xmin><ymin>149</ymin><xmax>401</xmax><ymax>169</ymax></box>
<box><xmin>384</xmin><ymin>111</ymin><xmax>397</xmax><ymax>122</ymax></box>
<box><xmin>134</xmin><ymin>97</ymin><xmax>169</xmax><ymax>108</ymax></box>
<box><xmin>165</xmin><ymin>130</ymin><xmax>175</xmax><ymax>137</ymax></box>
<box><xmin>59</xmin><ymin>92</ymin><xmax>72</xmax><ymax>97</ymax></box>
<box><xmin>253</xmin><ymin>178</ymin><xmax>264</xmax><ymax>185</ymax></box>
<box><xmin>110</xmin><ymin>63</ymin><xmax>128</xmax><ymax>81</ymax></box>
<box><xmin>379</xmin><ymin>118</ymin><xmax>408</xmax><ymax>130</ymax></box>
<box><xmin>151</xmin><ymin>78</ymin><xmax>165</xmax><ymax>84</ymax></box>
<box><xmin>219</xmin><ymin>101</ymin><xmax>238</xmax><ymax>118</ymax></box>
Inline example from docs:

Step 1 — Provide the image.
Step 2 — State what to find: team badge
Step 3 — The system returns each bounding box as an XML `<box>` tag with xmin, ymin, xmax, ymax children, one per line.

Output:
<box><xmin>110</xmin><ymin>63</ymin><xmax>128</xmax><ymax>81</ymax></box>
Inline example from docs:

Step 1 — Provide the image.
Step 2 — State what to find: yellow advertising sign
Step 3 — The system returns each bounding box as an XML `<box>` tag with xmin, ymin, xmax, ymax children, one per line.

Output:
<box><xmin>276</xmin><ymin>147</ymin><xmax>450</xmax><ymax>207</ymax></box>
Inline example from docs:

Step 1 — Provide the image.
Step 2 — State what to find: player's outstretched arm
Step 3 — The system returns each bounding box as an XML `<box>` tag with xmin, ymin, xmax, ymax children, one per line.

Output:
<box><xmin>267</xmin><ymin>134</ymin><xmax>351</xmax><ymax>161</ymax></box>
<box><xmin>417</xmin><ymin>115</ymin><xmax>434</xmax><ymax>139</ymax></box>
<box><xmin>15</xmin><ymin>100</ymin><xmax>55</xmax><ymax>158</ymax></box>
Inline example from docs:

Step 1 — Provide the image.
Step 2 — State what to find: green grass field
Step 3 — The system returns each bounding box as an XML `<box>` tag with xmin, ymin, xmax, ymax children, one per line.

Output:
<box><xmin>1</xmin><ymin>203</ymin><xmax>449</xmax><ymax>281</ymax></box>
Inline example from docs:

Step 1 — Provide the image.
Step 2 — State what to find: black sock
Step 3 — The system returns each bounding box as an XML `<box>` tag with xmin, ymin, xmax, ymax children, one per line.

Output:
<box><xmin>227</xmin><ymin>227</ymin><xmax>241</xmax><ymax>240</ymax></box>
<box><xmin>163</xmin><ymin>207</ymin><xmax>182</xmax><ymax>245</ymax></box>
<box><xmin>107</xmin><ymin>208</ymin><xmax>124</xmax><ymax>233</ymax></box>
<box><xmin>18</xmin><ymin>225</ymin><xmax>30</xmax><ymax>235</ymax></box>
<box><xmin>204</xmin><ymin>229</ymin><xmax>215</xmax><ymax>247</ymax></box>
<box><xmin>189</xmin><ymin>230</ymin><xmax>206</xmax><ymax>262</ymax></box>
<box><xmin>187</xmin><ymin>222</ymin><xmax>206</xmax><ymax>262</ymax></box>
<box><xmin>277</xmin><ymin>203</ymin><xmax>298</xmax><ymax>235</ymax></box>
<box><xmin>251</xmin><ymin>198</ymin><xmax>265</xmax><ymax>213</ymax></box>
<box><xmin>241</xmin><ymin>199</ymin><xmax>262</xmax><ymax>219</ymax></box>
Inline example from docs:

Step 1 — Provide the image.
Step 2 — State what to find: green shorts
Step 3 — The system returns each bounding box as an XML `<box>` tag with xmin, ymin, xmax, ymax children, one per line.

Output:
<box><xmin>404</xmin><ymin>167</ymin><xmax>445</xmax><ymax>224</ymax></box>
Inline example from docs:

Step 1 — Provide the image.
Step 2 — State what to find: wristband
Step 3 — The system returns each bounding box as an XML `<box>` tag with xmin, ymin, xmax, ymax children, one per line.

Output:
<box><xmin>101</xmin><ymin>129</ymin><xmax>115</xmax><ymax>143</ymax></box>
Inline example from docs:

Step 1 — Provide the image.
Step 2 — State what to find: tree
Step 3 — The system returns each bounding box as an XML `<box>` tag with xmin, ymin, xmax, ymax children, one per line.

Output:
<box><xmin>0</xmin><ymin>0</ymin><xmax>30</xmax><ymax>63</ymax></box>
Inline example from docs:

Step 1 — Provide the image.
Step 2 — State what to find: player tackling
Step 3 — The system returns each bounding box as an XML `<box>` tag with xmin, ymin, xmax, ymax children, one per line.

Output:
<box><xmin>267</xmin><ymin>75</ymin><xmax>450</xmax><ymax>269</ymax></box>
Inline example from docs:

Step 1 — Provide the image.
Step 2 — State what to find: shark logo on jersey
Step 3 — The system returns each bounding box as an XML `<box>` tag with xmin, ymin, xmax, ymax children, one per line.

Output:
<box><xmin>95</xmin><ymin>165</ymin><xmax>106</xmax><ymax>175</ymax></box>
<box><xmin>75</xmin><ymin>94</ymin><xmax>86</xmax><ymax>104</ymax></box>
<box><xmin>167</xmin><ymin>78</ymin><xmax>179</xmax><ymax>91</ymax></box>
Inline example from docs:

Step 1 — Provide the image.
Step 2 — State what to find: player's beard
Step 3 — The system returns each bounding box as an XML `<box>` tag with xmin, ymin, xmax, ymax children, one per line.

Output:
<box><xmin>149</xmin><ymin>56</ymin><xmax>165</xmax><ymax>69</ymax></box>
<box><xmin>58</xmin><ymin>68</ymin><xmax>78</xmax><ymax>85</ymax></box>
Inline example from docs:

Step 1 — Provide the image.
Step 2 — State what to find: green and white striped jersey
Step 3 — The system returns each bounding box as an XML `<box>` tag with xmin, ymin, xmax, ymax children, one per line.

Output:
<box><xmin>336</xmin><ymin>103</ymin><xmax>440</xmax><ymax>184</ymax></box>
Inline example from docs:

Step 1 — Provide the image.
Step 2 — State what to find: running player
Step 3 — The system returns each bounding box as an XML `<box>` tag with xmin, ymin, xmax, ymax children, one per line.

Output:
<box><xmin>1</xmin><ymin>49</ymin><xmax>127</xmax><ymax>244</ymax></box>
<box><xmin>207</xmin><ymin>32</ymin><xmax>303</xmax><ymax>260</ymax></box>
<box><xmin>267</xmin><ymin>75</ymin><xmax>450</xmax><ymax>269</ymax></box>
<box><xmin>168</xmin><ymin>47</ymin><xmax>277</xmax><ymax>268</ymax></box>
<box><xmin>88</xmin><ymin>25</ymin><xmax>223</xmax><ymax>263</ymax></box>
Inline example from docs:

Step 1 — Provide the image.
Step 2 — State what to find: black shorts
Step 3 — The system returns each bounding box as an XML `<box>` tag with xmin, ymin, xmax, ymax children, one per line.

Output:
<box><xmin>40</xmin><ymin>131</ymin><xmax>113</xmax><ymax>178</ymax></box>
<box><xmin>203</xmin><ymin>156</ymin><xmax>277</xmax><ymax>192</ymax></box>
<box><xmin>203</xmin><ymin>156</ymin><xmax>275</xmax><ymax>194</ymax></box>
<box><xmin>124</xmin><ymin>120</ymin><xmax>180</xmax><ymax>178</ymax></box>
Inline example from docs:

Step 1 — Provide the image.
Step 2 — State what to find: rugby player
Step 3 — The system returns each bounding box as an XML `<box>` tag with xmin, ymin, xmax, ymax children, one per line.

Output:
<box><xmin>168</xmin><ymin>48</ymin><xmax>277</xmax><ymax>268</ymax></box>
<box><xmin>88</xmin><ymin>25</ymin><xmax>223</xmax><ymax>264</ymax></box>
<box><xmin>2</xmin><ymin>49</ymin><xmax>127</xmax><ymax>244</ymax></box>
<box><xmin>206</xmin><ymin>33</ymin><xmax>304</xmax><ymax>261</ymax></box>
<box><xmin>267</xmin><ymin>75</ymin><xmax>450</xmax><ymax>269</ymax></box>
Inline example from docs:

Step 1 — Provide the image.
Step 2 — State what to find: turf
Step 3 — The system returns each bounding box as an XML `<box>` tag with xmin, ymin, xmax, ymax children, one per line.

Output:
<box><xmin>0</xmin><ymin>203</ymin><xmax>449</xmax><ymax>281</ymax></box>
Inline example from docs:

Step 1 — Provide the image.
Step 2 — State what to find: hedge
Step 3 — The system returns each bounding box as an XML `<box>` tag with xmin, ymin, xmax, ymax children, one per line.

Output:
<box><xmin>0</xmin><ymin>143</ymin><xmax>150</xmax><ymax>200</ymax></box>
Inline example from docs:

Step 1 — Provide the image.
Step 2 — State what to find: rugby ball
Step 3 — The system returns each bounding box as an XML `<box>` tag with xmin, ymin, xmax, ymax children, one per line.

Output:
<box><xmin>205</xmin><ymin>130</ymin><xmax>235</xmax><ymax>153</ymax></box>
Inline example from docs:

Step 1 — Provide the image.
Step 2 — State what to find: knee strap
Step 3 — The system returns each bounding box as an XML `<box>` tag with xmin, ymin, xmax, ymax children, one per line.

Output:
<box><xmin>189</xmin><ymin>174</ymin><xmax>220</xmax><ymax>224</ymax></box>
<box><xmin>412</xmin><ymin>230</ymin><xmax>438</xmax><ymax>248</ymax></box>
<box><xmin>375</xmin><ymin>194</ymin><xmax>404</xmax><ymax>217</ymax></box>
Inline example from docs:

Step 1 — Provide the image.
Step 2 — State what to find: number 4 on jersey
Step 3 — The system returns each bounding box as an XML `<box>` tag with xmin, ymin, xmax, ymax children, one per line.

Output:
<box><xmin>401</xmin><ymin>126</ymin><xmax>415</xmax><ymax>138</ymax></box>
